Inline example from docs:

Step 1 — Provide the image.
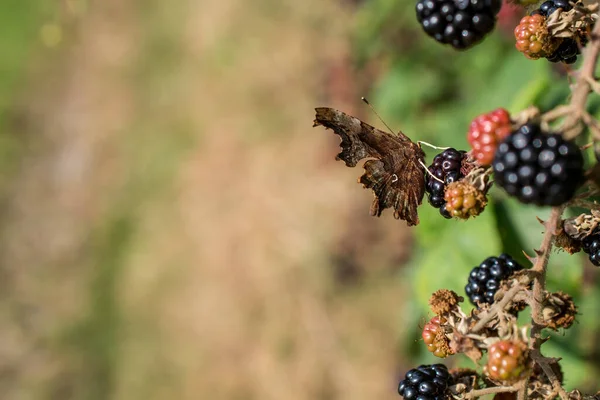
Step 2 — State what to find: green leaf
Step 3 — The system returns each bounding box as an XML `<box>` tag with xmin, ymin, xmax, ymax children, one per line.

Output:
<box><xmin>412</xmin><ymin>208</ymin><xmax>501</xmax><ymax>311</ymax></box>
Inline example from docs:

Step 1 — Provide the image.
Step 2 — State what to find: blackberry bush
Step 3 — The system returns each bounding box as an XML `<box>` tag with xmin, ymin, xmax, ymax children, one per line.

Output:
<box><xmin>398</xmin><ymin>364</ymin><xmax>453</xmax><ymax>399</ymax></box>
<box><xmin>465</xmin><ymin>253</ymin><xmax>524</xmax><ymax>306</ymax></box>
<box><xmin>425</xmin><ymin>148</ymin><xmax>467</xmax><ymax>219</ymax></box>
<box><xmin>415</xmin><ymin>0</ymin><xmax>502</xmax><ymax>50</ymax></box>
<box><xmin>492</xmin><ymin>123</ymin><xmax>584</xmax><ymax>206</ymax></box>
<box><xmin>316</xmin><ymin>1</ymin><xmax>600</xmax><ymax>398</ymax></box>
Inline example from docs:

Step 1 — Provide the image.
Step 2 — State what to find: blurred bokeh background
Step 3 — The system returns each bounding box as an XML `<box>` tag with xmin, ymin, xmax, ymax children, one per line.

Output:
<box><xmin>1</xmin><ymin>0</ymin><xmax>600</xmax><ymax>399</ymax></box>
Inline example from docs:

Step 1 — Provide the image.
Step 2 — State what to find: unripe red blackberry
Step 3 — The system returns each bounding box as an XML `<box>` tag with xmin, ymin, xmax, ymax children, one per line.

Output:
<box><xmin>422</xmin><ymin>316</ymin><xmax>454</xmax><ymax>358</ymax></box>
<box><xmin>425</xmin><ymin>148</ymin><xmax>467</xmax><ymax>219</ymax></box>
<box><xmin>485</xmin><ymin>340</ymin><xmax>529</xmax><ymax>382</ymax></box>
<box><xmin>467</xmin><ymin>108</ymin><xmax>512</xmax><ymax>166</ymax></box>
<box><xmin>581</xmin><ymin>230</ymin><xmax>600</xmax><ymax>266</ymax></box>
<box><xmin>465</xmin><ymin>254</ymin><xmax>523</xmax><ymax>306</ymax></box>
<box><xmin>444</xmin><ymin>181</ymin><xmax>487</xmax><ymax>219</ymax></box>
<box><xmin>492</xmin><ymin>123</ymin><xmax>584</xmax><ymax>206</ymax></box>
<box><xmin>398</xmin><ymin>364</ymin><xmax>453</xmax><ymax>399</ymax></box>
<box><xmin>514</xmin><ymin>14</ymin><xmax>553</xmax><ymax>59</ymax></box>
<box><xmin>415</xmin><ymin>0</ymin><xmax>502</xmax><ymax>50</ymax></box>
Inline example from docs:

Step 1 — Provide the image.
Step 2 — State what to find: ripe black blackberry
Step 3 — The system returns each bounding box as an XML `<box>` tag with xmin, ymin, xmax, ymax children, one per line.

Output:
<box><xmin>398</xmin><ymin>364</ymin><xmax>453</xmax><ymax>400</ymax></box>
<box><xmin>582</xmin><ymin>231</ymin><xmax>600</xmax><ymax>266</ymax></box>
<box><xmin>465</xmin><ymin>253</ymin><xmax>523</xmax><ymax>305</ymax></box>
<box><xmin>425</xmin><ymin>148</ymin><xmax>466</xmax><ymax>219</ymax></box>
<box><xmin>415</xmin><ymin>0</ymin><xmax>502</xmax><ymax>50</ymax></box>
<box><xmin>492</xmin><ymin>123</ymin><xmax>584</xmax><ymax>206</ymax></box>
<box><xmin>531</xmin><ymin>0</ymin><xmax>582</xmax><ymax>64</ymax></box>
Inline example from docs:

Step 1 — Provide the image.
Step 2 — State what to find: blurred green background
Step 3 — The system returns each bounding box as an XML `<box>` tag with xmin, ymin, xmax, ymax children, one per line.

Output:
<box><xmin>0</xmin><ymin>0</ymin><xmax>598</xmax><ymax>398</ymax></box>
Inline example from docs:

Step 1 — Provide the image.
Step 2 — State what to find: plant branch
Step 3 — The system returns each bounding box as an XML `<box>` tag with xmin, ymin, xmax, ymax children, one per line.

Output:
<box><xmin>531</xmin><ymin>350</ymin><xmax>570</xmax><ymax>400</ymax></box>
<box><xmin>464</xmin><ymin>384</ymin><xmax>521</xmax><ymax>399</ymax></box>
<box><xmin>470</xmin><ymin>282</ymin><xmax>523</xmax><ymax>333</ymax></box>
<box><xmin>563</xmin><ymin>20</ymin><xmax>600</xmax><ymax>140</ymax></box>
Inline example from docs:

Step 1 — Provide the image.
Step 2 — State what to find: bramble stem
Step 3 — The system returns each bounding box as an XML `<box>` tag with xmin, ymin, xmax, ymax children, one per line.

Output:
<box><xmin>563</xmin><ymin>20</ymin><xmax>600</xmax><ymax>140</ymax></box>
<box><xmin>464</xmin><ymin>385</ymin><xmax>520</xmax><ymax>399</ymax></box>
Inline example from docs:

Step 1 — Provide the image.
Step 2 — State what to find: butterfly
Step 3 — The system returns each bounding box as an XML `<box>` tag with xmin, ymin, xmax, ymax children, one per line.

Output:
<box><xmin>313</xmin><ymin>107</ymin><xmax>426</xmax><ymax>226</ymax></box>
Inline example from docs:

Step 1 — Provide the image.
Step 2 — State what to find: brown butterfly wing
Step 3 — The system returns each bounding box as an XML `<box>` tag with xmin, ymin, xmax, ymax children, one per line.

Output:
<box><xmin>313</xmin><ymin>107</ymin><xmax>426</xmax><ymax>226</ymax></box>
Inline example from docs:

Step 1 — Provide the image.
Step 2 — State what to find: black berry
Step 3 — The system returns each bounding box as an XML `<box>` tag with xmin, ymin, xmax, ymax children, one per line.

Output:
<box><xmin>425</xmin><ymin>148</ymin><xmax>467</xmax><ymax>219</ymax></box>
<box><xmin>465</xmin><ymin>253</ymin><xmax>524</xmax><ymax>306</ymax></box>
<box><xmin>398</xmin><ymin>364</ymin><xmax>453</xmax><ymax>400</ymax></box>
<box><xmin>582</xmin><ymin>231</ymin><xmax>600</xmax><ymax>266</ymax></box>
<box><xmin>415</xmin><ymin>0</ymin><xmax>502</xmax><ymax>50</ymax></box>
<box><xmin>492</xmin><ymin>123</ymin><xmax>584</xmax><ymax>206</ymax></box>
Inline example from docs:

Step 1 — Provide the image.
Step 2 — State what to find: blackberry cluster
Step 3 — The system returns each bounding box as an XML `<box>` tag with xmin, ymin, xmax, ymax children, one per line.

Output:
<box><xmin>582</xmin><ymin>231</ymin><xmax>600</xmax><ymax>266</ymax></box>
<box><xmin>531</xmin><ymin>0</ymin><xmax>582</xmax><ymax>64</ymax></box>
<box><xmin>425</xmin><ymin>148</ymin><xmax>466</xmax><ymax>219</ymax></box>
<box><xmin>492</xmin><ymin>123</ymin><xmax>584</xmax><ymax>207</ymax></box>
<box><xmin>416</xmin><ymin>0</ymin><xmax>502</xmax><ymax>50</ymax></box>
<box><xmin>398</xmin><ymin>364</ymin><xmax>453</xmax><ymax>400</ymax></box>
<box><xmin>465</xmin><ymin>254</ymin><xmax>523</xmax><ymax>306</ymax></box>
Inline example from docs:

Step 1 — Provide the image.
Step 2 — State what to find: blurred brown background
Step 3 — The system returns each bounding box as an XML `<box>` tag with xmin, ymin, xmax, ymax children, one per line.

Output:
<box><xmin>0</xmin><ymin>0</ymin><xmax>420</xmax><ymax>399</ymax></box>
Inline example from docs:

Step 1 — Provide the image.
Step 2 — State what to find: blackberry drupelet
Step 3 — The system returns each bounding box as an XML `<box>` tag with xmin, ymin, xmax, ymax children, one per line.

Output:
<box><xmin>425</xmin><ymin>148</ymin><xmax>466</xmax><ymax>219</ymax></box>
<box><xmin>581</xmin><ymin>231</ymin><xmax>600</xmax><ymax>266</ymax></box>
<box><xmin>415</xmin><ymin>0</ymin><xmax>502</xmax><ymax>50</ymax></box>
<box><xmin>465</xmin><ymin>253</ymin><xmax>523</xmax><ymax>306</ymax></box>
<box><xmin>531</xmin><ymin>0</ymin><xmax>582</xmax><ymax>64</ymax></box>
<box><xmin>398</xmin><ymin>364</ymin><xmax>453</xmax><ymax>400</ymax></box>
<box><xmin>492</xmin><ymin>123</ymin><xmax>584</xmax><ymax>206</ymax></box>
<box><xmin>533</xmin><ymin>0</ymin><xmax>572</xmax><ymax>17</ymax></box>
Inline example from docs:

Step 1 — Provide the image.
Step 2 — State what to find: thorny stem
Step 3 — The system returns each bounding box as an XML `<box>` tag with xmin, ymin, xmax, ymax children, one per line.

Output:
<box><xmin>563</xmin><ymin>20</ymin><xmax>600</xmax><ymax>139</ymax></box>
<box><xmin>463</xmin><ymin>385</ymin><xmax>520</xmax><ymax>399</ymax></box>
<box><xmin>531</xmin><ymin>349</ymin><xmax>570</xmax><ymax>400</ymax></box>
<box><xmin>569</xmin><ymin>198</ymin><xmax>600</xmax><ymax>209</ymax></box>
<box><xmin>528</xmin><ymin>206</ymin><xmax>569</xmax><ymax>400</ymax></box>
<box><xmin>529</xmin><ymin>206</ymin><xmax>565</xmax><ymax>327</ymax></box>
<box><xmin>471</xmin><ymin>282</ymin><xmax>523</xmax><ymax>332</ymax></box>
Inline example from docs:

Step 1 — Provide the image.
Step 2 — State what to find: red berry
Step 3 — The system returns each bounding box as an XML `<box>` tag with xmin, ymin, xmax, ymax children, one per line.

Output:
<box><xmin>422</xmin><ymin>316</ymin><xmax>453</xmax><ymax>358</ymax></box>
<box><xmin>467</xmin><ymin>108</ymin><xmax>512</xmax><ymax>166</ymax></box>
<box><xmin>514</xmin><ymin>14</ymin><xmax>554</xmax><ymax>59</ymax></box>
<box><xmin>484</xmin><ymin>340</ymin><xmax>529</xmax><ymax>382</ymax></box>
<box><xmin>444</xmin><ymin>181</ymin><xmax>487</xmax><ymax>219</ymax></box>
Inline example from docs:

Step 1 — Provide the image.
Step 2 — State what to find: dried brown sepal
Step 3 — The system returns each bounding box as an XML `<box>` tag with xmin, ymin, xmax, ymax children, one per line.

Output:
<box><xmin>568</xmin><ymin>389</ymin><xmax>584</xmax><ymax>400</ymax></box>
<box><xmin>460</xmin><ymin>152</ymin><xmax>478</xmax><ymax>177</ymax></box>
<box><xmin>429</xmin><ymin>289</ymin><xmax>463</xmax><ymax>315</ymax></box>
<box><xmin>450</xmin><ymin>334</ymin><xmax>483</xmax><ymax>363</ymax></box>
<box><xmin>546</xmin><ymin>1</ymin><xmax>598</xmax><ymax>39</ymax></box>
<box><xmin>494</xmin><ymin>393</ymin><xmax>518</xmax><ymax>400</ymax></box>
<box><xmin>449</xmin><ymin>368</ymin><xmax>480</xmax><ymax>396</ymax></box>
<box><xmin>555</xmin><ymin>221</ymin><xmax>583</xmax><ymax>254</ymax></box>
<box><xmin>543</xmin><ymin>291</ymin><xmax>577</xmax><ymax>331</ymax></box>
<box><xmin>564</xmin><ymin>211</ymin><xmax>600</xmax><ymax>240</ymax></box>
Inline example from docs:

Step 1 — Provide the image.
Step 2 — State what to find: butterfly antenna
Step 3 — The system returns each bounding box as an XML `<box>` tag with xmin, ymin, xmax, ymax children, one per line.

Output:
<box><xmin>418</xmin><ymin>159</ymin><xmax>444</xmax><ymax>184</ymax></box>
<box><xmin>361</xmin><ymin>97</ymin><xmax>396</xmax><ymax>135</ymax></box>
<box><xmin>418</xmin><ymin>141</ymin><xmax>449</xmax><ymax>151</ymax></box>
